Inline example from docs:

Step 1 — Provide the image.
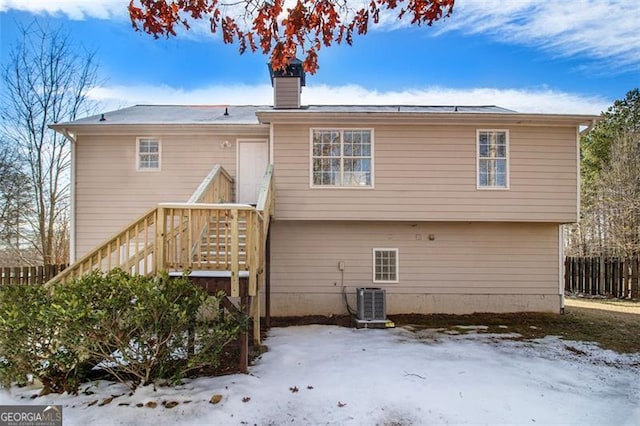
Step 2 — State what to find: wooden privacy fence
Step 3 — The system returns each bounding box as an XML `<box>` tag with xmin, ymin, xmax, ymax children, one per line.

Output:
<box><xmin>564</xmin><ymin>256</ymin><xmax>640</xmax><ymax>299</ymax></box>
<box><xmin>1</xmin><ymin>264</ymin><xmax>67</xmax><ymax>285</ymax></box>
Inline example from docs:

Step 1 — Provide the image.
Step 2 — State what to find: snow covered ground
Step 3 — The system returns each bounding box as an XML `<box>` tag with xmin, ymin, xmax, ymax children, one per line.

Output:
<box><xmin>1</xmin><ymin>325</ymin><xmax>639</xmax><ymax>425</ymax></box>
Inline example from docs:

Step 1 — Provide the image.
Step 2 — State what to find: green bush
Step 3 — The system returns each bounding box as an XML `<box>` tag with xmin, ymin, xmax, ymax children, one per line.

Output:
<box><xmin>0</xmin><ymin>283</ymin><xmax>91</xmax><ymax>394</ymax></box>
<box><xmin>0</xmin><ymin>270</ymin><xmax>247</xmax><ymax>393</ymax></box>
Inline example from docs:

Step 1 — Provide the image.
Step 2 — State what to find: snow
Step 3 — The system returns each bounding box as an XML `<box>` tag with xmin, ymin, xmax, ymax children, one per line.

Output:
<box><xmin>1</xmin><ymin>325</ymin><xmax>639</xmax><ymax>425</ymax></box>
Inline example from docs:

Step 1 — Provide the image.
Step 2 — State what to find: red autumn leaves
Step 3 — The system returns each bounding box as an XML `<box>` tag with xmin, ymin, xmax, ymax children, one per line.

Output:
<box><xmin>128</xmin><ymin>0</ymin><xmax>454</xmax><ymax>73</ymax></box>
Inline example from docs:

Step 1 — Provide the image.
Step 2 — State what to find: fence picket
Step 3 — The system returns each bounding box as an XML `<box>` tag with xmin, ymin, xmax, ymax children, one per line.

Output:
<box><xmin>631</xmin><ymin>257</ymin><xmax>639</xmax><ymax>299</ymax></box>
<box><xmin>565</xmin><ymin>255</ymin><xmax>639</xmax><ymax>300</ymax></box>
<box><xmin>0</xmin><ymin>264</ymin><xmax>68</xmax><ymax>286</ymax></box>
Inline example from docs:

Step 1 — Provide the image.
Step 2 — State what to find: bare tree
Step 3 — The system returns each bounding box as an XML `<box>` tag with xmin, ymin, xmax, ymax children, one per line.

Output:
<box><xmin>596</xmin><ymin>132</ymin><xmax>640</xmax><ymax>258</ymax></box>
<box><xmin>0</xmin><ymin>140</ymin><xmax>33</xmax><ymax>264</ymax></box>
<box><xmin>0</xmin><ymin>22</ymin><xmax>98</xmax><ymax>265</ymax></box>
<box><xmin>565</xmin><ymin>90</ymin><xmax>640</xmax><ymax>258</ymax></box>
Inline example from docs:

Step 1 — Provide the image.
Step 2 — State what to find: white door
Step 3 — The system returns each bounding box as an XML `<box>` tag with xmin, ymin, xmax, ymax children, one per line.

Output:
<box><xmin>237</xmin><ymin>140</ymin><xmax>269</xmax><ymax>204</ymax></box>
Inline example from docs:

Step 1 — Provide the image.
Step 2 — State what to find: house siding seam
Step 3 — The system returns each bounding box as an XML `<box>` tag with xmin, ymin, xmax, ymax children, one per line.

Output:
<box><xmin>268</xmin><ymin>220</ymin><xmax>562</xmax><ymax>315</ymax></box>
<box><xmin>74</xmin><ymin>132</ymin><xmax>268</xmax><ymax>258</ymax></box>
<box><xmin>272</xmin><ymin>123</ymin><xmax>578</xmax><ymax>223</ymax></box>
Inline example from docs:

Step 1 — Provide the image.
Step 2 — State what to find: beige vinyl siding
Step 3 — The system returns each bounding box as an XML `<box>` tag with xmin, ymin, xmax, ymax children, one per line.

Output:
<box><xmin>273</xmin><ymin>78</ymin><xmax>300</xmax><ymax>109</ymax></box>
<box><xmin>272</xmin><ymin>124</ymin><xmax>578</xmax><ymax>222</ymax></box>
<box><xmin>74</xmin><ymin>133</ymin><xmax>252</xmax><ymax>258</ymax></box>
<box><xmin>269</xmin><ymin>221</ymin><xmax>561</xmax><ymax>315</ymax></box>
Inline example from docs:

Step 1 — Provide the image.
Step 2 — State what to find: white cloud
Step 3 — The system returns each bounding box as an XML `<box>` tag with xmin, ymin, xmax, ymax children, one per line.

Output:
<box><xmin>88</xmin><ymin>83</ymin><xmax>274</xmax><ymax>110</ymax></box>
<box><xmin>0</xmin><ymin>0</ymin><xmax>126</xmax><ymax>19</ymax></box>
<box><xmin>88</xmin><ymin>83</ymin><xmax>609</xmax><ymax>115</ymax></box>
<box><xmin>441</xmin><ymin>0</ymin><xmax>640</xmax><ymax>70</ymax></box>
<box><xmin>307</xmin><ymin>85</ymin><xmax>609</xmax><ymax>115</ymax></box>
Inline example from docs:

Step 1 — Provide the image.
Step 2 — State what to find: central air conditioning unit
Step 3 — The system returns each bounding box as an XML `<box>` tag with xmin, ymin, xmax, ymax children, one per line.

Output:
<box><xmin>355</xmin><ymin>288</ymin><xmax>394</xmax><ymax>329</ymax></box>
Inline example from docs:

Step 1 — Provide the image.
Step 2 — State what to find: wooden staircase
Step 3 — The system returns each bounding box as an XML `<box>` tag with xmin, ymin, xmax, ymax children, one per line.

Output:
<box><xmin>46</xmin><ymin>164</ymin><xmax>274</xmax><ymax>369</ymax></box>
<box><xmin>196</xmin><ymin>214</ymin><xmax>248</xmax><ymax>267</ymax></box>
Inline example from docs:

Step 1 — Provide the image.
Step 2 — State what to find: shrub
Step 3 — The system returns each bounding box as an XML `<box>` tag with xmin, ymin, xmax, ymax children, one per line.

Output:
<box><xmin>0</xmin><ymin>270</ymin><xmax>247</xmax><ymax>393</ymax></box>
<box><xmin>0</xmin><ymin>283</ymin><xmax>91</xmax><ymax>394</ymax></box>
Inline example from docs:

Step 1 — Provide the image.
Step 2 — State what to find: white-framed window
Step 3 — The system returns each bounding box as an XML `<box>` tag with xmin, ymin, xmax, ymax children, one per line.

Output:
<box><xmin>477</xmin><ymin>130</ymin><xmax>508</xmax><ymax>189</ymax></box>
<box><xmin>311</xmin><ymin>129</ymin><xmax>373</xmax><ymax>187</ymax></box>
<box><xmin>136</xmin><ymin>137</ymin><xmax>161</xmax><ymax>171</ymax></box>
<box><xmin>373</xmin><ymin>248</ymin><xmax>399</xmax><ymax>283</ymax></box>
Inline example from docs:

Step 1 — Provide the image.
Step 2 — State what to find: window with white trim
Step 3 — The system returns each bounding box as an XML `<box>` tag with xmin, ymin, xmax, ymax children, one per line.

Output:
<box><xmin>373</xmin><ymin>248</ymin><xmax>399</xmax><ymax>283</ymax></box>
<box><xmin>311</xmin><ymin>129</ymin><xmax>372</xmax><ymax>187</ymax></box>
<box><xmin>477</xmin><ymin>130</ymin><xmax>508</xmax><ymax>188</ymax></box>
<box><xmin>137</xmin><ymin>138</ymin><xmax>161</xmax><ymax>171</ymax></box>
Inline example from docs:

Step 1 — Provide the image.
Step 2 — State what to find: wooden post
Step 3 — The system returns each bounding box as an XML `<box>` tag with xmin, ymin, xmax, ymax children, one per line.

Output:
<box><xmin>29</xmin><ymin>266</ymin><xmax>36</xmax><ymax>284</ymax></box>
<box><xmin>584</xmin><ymin>257</ymin><xmax>595</xmax><ymax>295</ymax></box>
<box><xmin>592</xmin><ymin>257</ymin><xmax>598</xmax><ymax>295</ymax></box>
<box><xmin>248</xmin><ymin>213</ymin><xmax>259</xmax><ymax>296</ymax></box>
<box><xmin>239</xmin><ymin>283</ymin><xmax>249</xmax><ymax>373</ymax></box>
<box><xmin>631</xmin><ymin>256</ymin><xmax>639</xmax><ymax>300</ymax></box>
<box><xmin>599</xmin><ymin>255</ymin><xmax>605</xmax><ymax>295</ymax></box>
<box><xmin>155</xmin><ymin>207</ymin><xmax>165</xmax><ymax>273</ymax></box>
<box><xmin>252</xmin><ymin>294</ymin><xmax>261</xmax><ymax>346</ymax></box>
<box><xmin>265</xmin><ymin>226</ymin><xmax>271</xmax><ymax>329</ymax></box>
<box><xmin>612</xmin><ymin>259</ymin><xmax>620</xmax><ymax>298</ymax></box>
<box><xmin>563</xmin><ymin>257</ymin><xmax>569</xmax><ymax>293</ymax></box>
<box><xmin>230</xmin><ymin>209</ymin><xmax>239</xmax><ymax>297</ymax></box>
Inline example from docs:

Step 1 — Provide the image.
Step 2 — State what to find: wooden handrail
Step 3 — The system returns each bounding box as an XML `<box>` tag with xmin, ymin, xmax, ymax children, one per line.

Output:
<box><xmin>256</xmin><ymin>164</ymin><xmax>274</xmax><ymax>233</ymax></box>
<box><xmin>46</xmin><ymin>208</ymin><xmax>158</xmax><ymax>286</ymax></box>
<box><xmin>159</xmin><ymin>203</ymin><xmax>254</xmax><ymax>210</ymax></box>
<box><xmin>187</xmin><ymin>165</ymin><xmax>234</xmax><ymax>204</ymax></box>
<box><xmin>256</xmin><ymin>164</ymin><xmax>273</xmax><ymax>212</ymax></box>
<box><xmin>47</xmin><ymin>164</ymin><xmax>272</xmax><ymax>303</ymax></box>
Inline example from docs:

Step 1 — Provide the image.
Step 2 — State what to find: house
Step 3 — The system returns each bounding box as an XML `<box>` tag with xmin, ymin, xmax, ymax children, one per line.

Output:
<box><xmin>50</xmin><ymin>62</ymin><xmax>596</xmax><ymax>321</ymax></box>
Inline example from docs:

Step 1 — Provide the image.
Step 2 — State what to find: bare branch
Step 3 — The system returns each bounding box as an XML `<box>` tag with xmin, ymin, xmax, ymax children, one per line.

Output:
<box><xmin>0</xmin><ymin>20</ymin><xmax>99</xmax><ymax>265</ymax></box>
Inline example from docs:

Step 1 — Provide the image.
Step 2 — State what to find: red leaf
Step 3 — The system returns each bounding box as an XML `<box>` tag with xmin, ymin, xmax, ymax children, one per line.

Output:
<box><xmin>127</xmin><ymin>0</ymin><xmax>455</xmax><ymax>74</ymax></box>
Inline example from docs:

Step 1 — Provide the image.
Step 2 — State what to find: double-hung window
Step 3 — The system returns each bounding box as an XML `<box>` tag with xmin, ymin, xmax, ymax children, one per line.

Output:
<box><xmin>477</xmin><ymin>130</ymin><xmax>508</xmax><ymax>189</ymax></box>
<box><xmin>137</xmin><ymin>137</ymin><xmax>161</xmax><ymax>171</ymax></box>
<box><xmin>311</xmin><ymin>129</ymin><xmax>373</xmax><ymax>187</ymax></box>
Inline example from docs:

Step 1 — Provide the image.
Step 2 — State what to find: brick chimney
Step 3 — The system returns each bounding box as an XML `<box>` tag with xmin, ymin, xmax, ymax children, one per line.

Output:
<box><xmin>268</xmin><ymin>59</ymin><xmax>306</xmax><ymax>109</ymax></box>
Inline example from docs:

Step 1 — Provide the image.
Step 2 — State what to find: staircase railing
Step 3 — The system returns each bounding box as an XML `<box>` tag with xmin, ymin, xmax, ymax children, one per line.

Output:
<box><xmin>256</xmin><ymin>164</ymin><xmax>274</xmax><ymax>233</ymax></box>
<box><xmin>47</xmin><ymin>165</ymin><xmax>235</xmax><ymax>287</ymax></box>
<box><xmin>47</xmin><ymin>208</ymin><xmax>160</xmax><ymax>285</ymax></box>
<box><xmin>46</xmin><ymin>165</ymin><xmax>273</xmax><ymax>301</ymax></box>
<box><xmin>158</xmin><ymin>203</ymin><xmax>260</xmax><ymax>297</ymax></box>
<box><xmin>187</xmin><ymin>164</ymin><xmax>234</xmax><ymax>203</ymax></box>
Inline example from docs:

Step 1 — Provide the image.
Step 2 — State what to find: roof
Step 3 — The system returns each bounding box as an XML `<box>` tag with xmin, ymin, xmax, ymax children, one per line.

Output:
<box><xmin>51</xmin><ymin>104</ymin><xmax>600</xmax><ymax>132</ymax></box>
<box><xmin>282</xmin><ymin>105</ymin><xmax>516</xmax><ymax>113</ymax></box>
<box><xmin>53</xmin><ymin>104</ymin><xmax>518</xmax><ymax>127</ymax></box>
<box><xmin>56</xmin><ymin>105</ymin><xmax>264</xmax><ymax>126</ymax></box>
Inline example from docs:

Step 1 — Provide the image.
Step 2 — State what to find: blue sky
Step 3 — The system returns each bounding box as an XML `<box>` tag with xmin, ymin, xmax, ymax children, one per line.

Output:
<box><xmin>1</xmin><ymin>0</ymin><xmax>638</xmax><ymax>114</ymax></box>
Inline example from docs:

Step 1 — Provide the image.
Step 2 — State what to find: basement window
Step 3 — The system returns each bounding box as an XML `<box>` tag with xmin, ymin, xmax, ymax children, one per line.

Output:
<box><xmin>137</xmin><ymin>137</ymin><xmax>161</xmax><ymax>171</ymax></box>
<box><xmin>373</xmin><ymin>248</ymin><xmax>399</xmax><ymax>283</ymax></box>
